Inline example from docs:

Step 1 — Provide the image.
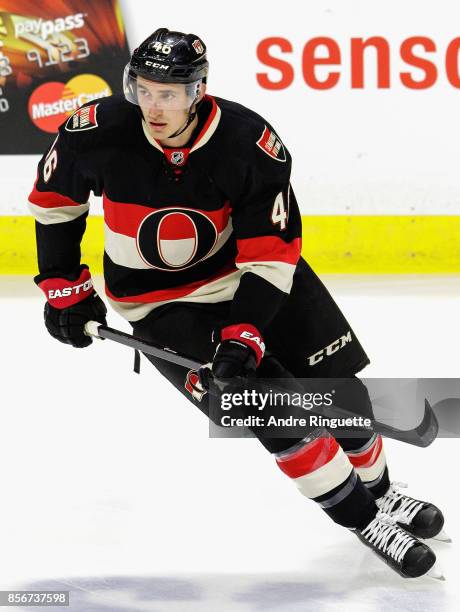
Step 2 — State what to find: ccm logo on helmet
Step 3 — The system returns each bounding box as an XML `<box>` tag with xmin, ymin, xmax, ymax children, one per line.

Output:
<box><xmin>48</xmin><ymin>279</ymin><xmax>93</xmax><ymax>300</ymax></box>
<box><xmin>307</xmin><ymin>331</ymin><xmax>352</xmax><ymax>366</ymax></box>
<box><xmin>240</xmin><ymin>331</ymin><xmax>266</xmax><ymax>354</ymax></box>
<box><xmin>145</xmin><ymin>61</ymin><xmax>169</xmax><ymax>71</ymax></box>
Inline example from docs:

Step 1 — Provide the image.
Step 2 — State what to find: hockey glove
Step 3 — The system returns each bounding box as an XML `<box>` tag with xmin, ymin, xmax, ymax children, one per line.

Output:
<box><xmin>35</xmin><ymin>264</ymin><xmax>107</xmax><ymax>348</ymax></box>
<box><xmin>211</xmin><ymin>324</ymin><xmax>265</xmax><ymax>379</ymax></box>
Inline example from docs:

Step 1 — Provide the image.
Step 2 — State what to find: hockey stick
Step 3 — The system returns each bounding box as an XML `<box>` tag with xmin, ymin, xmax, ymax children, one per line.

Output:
<box><xmin>316</xmin><ymin>398</ymin><xmax>438</xmax><ymax>448</ymax></box>
<box><xmin>84</xmin><ymin>322</ymin><xmax>439</xmax><ymax>447</ymax></box>
<box><xmin>84</xmin><ymin>321</ymin><xmax>203</xmax><ymax>371</ymax></box>
<box><xmin>378</xmin><ymin>399</ymin><xmax>438</xmax><ymax>447</ymax></box>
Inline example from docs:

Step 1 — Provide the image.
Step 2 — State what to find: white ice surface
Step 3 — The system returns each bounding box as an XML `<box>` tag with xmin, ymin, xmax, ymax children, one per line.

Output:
<box><xmin>0</xmin><ymin>275</ymin><xmax>459</xmax><ymax>611</ymax></box>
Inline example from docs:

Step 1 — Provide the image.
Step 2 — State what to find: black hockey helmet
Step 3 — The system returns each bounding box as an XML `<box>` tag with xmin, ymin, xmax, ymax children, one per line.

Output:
<box><xmin>125</xmin><ymin>28</ymin><xmax>208</xmax><ymax>86</ymax></box>
<box><xmin>124</xmin><ymin>29</ymin><xmax>209</xmax><ymax>137</ymax></box>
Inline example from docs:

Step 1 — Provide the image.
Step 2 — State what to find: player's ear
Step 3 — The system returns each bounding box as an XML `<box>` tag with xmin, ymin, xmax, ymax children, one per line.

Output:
<box><xmin>198</xmin><ymin>82</ymin><xmax>207</xmax><ymax>101</ymax></box>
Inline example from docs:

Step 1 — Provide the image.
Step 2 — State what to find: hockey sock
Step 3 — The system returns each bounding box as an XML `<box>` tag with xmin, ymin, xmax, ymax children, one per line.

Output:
<box><xmin>275</xmin><ymin>429</ymin><xmax>377</xmax><ymax>529</ymax></box>
<box><xmin>344</xmin><ymin>434</ymin><xmax>390</xmax><ymax>499</ymax></box>
<box><xmin>329</xmin><ymin>377</ymin><xmax>391</xmax><ymax>499</ymax></box>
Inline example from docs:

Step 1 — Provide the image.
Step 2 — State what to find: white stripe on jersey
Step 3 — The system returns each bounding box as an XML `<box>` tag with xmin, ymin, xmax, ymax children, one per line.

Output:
<box><xmin>107</xmin><ymin>268</ymin><xmax>243</xmax><ymax>322</ymax></box>
<box><xmin>104</xmin><ymin>218</ymin><xmax>233</xmax><ymax>270</ymax></box>
<box><xmin>236</xmin><ymin>260</ymin><xmax>296</xmax><ymax>293</ymax></box>
<box><xmin>28</xmin><ymin>201</ymin><xmax>89</xmax><ymax>225</ymax></box>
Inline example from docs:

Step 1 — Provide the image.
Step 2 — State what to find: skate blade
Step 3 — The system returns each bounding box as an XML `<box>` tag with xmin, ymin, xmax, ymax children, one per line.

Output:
<box><xmin>431</xmin><ymin>529</ymin><xmax>452</xmax><ymax>543</ymax></box>
<box><xmin>427</xmin><ymin>563</ymin><xmax>446</xmax><ymax>581</ymax></box>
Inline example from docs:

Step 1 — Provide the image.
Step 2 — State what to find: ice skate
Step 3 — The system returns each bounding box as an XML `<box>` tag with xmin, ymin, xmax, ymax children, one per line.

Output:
<box><xmin>376</xmin><ymin>482</ymin><xmax>450</xmax><ymax>542</ymax></box>
<box><xmin>354</xmin><ymin>511</ymin><xmax>443</xmax><ymax>579</ymax></box>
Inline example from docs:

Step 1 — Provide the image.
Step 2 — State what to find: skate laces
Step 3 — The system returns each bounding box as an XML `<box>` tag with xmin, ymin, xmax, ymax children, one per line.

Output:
<box><xmin>376</xmin><ymin>482</ymin><xmax>424</xmax><ymax>525</ymax></box>
<box><xmin>361</xmin><ymin>511</ymin><xmax>417</xmax><ymax>563</ymax></box>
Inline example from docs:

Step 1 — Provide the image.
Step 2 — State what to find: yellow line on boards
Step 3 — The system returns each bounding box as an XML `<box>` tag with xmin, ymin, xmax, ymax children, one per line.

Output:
<box><xmin>1</xmin><ymin>215</ymin><xmax>460</xmax><ymax>274</ymax></box>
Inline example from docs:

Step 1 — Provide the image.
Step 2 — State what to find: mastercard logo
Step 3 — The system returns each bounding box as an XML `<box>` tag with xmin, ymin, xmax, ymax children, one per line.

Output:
<box><xmin>28</xmin><ymin>74</ymin><xmax>112</xmax><ymax>133</ymax></box>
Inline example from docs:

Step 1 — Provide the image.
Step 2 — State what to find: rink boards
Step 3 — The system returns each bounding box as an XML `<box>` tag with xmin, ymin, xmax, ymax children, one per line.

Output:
<box><xmin>2</xmin><ymin>214</ymin><xmax>460</xmax><ymax>274</ymax></box>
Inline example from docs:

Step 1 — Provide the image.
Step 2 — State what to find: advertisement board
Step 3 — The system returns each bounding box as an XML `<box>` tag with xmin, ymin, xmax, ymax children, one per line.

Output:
<box><xmin>0</xmin><ymin>0</ymin><xmax>130</xmax><ymax>153</ymax></box>
<box><xmin>1</xmin><ymin>0</ymin><xmax>459</xmax><ymax>272</ymax></box>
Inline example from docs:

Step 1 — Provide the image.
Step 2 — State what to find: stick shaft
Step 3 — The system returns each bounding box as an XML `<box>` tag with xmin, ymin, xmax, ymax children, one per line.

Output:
<box><xmin>84</xmin><ymin>323</ymin><xmax>437</xmax><ymax>447</ymax></box>
<box><xmin>85</xmin><ymin>322</ymin><xmax>203</xmax><ymax>370</ymax></box>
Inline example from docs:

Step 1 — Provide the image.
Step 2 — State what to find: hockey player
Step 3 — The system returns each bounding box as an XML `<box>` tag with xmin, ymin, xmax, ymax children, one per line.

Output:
<box><xmin>29</xmin><ymin>28</ymin><xmax>446</xmax><ymax>579</ymax></box>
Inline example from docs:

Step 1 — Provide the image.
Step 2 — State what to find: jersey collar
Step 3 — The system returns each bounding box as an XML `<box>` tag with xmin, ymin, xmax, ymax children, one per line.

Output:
<box><xmin>141</xmin><ymin>95</ymin><xmax>221</xmax><ymax>155</ymax></box>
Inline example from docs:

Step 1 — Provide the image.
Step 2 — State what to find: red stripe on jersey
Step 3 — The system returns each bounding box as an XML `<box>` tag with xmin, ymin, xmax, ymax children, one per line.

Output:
<box><xmin>236</xmin><ymin>236</ymin><xmax>301</xmax><ymax>265</ymax></box>
<box><xmin>104</xmin><ymin>197</ymin><xmax>150</xmax><ymax>237</ymax></box>
<box><xmin>103</xmin><ymin>194</ymin><xmax>231</xmax><ymax>238</ymax></box>
<box><xmin>29</xmin><ymin>181</ymin><xmax>84</xmax><ymax>209</ymax></box>
<box><xmin>347</xmin><ymin>435</ymin><xmax>383</xmax><ymax>468</ymax></box>
<box><xmin>105</xmin><ymin>263</ymin><xmax>237</xmax><ymax>303</ymax></box>
<box><xmin>193</xmin><ymin>95</ymin><xmax>218</xmax><ymax>147</ymax></box>
<box><xmin>276</xmin><ymin>436</ymin><xmax>340</xmax><ymax>479</ymax></box>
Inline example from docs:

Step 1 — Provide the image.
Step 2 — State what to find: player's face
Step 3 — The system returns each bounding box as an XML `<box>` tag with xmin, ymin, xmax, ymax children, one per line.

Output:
<box><xmin>137</xmin><ymin>78</ymin><xmax>194</xmax><ymax>137</ymax></box>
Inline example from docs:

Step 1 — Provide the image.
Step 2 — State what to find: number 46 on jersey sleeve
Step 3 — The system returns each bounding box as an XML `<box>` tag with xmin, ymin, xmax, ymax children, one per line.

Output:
<box><xmin>271</xmin><ymin>187</ymin><xmax>290</xmax><ymax>230</ymax></box>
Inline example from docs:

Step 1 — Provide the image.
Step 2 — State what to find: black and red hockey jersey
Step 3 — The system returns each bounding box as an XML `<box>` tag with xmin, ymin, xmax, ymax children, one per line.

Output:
<box><xmin>29</xmin><ymin>94</ymin><xmax>302</xmax><ymax>332</ymax></box>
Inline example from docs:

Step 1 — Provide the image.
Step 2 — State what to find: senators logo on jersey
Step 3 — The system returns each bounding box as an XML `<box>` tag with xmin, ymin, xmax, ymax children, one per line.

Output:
<box><xmin>256</xmin><ymin>125</ymin><xmax>286</xmax><ymax>162</ymax></box>
<box><xmin>185</xmin><ymin>369</ymin><xmax>207</xmax><ymax>401</ymax></box>
<box><xmin>65</xmin><ymin>104</ymin><xmax>99</xmax><ymax>132</ymax></box>
<box><xmin>137</xmin><ymin>208</ymin><xmax>218</xmax><ymax>271</ymax></box>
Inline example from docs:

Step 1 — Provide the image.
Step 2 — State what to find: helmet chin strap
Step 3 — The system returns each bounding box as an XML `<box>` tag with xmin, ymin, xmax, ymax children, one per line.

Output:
<box><xmin>167</xmin><ymin>97</ymin><xmax>201</xmax><ymax>139</ymax></box>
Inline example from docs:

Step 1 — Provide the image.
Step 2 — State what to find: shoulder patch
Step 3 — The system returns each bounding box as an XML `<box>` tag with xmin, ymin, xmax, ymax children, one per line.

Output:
<box><xmin>256</xmin><ymin>125</ymin><xmax>286</xmax><ymax>162</ymax></box>
<box><xmin>65</xmin><ymin>104</ymin><xmax>99</xmax><ymax>132</ymax></box>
